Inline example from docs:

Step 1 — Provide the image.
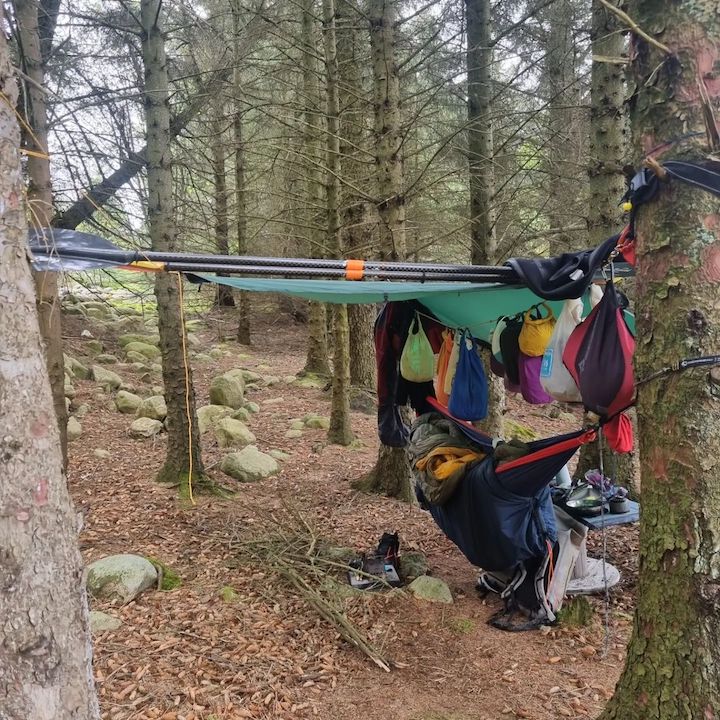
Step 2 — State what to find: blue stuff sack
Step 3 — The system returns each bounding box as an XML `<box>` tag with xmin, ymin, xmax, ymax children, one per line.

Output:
<box><xmin>448</xmin><ymin>330</ymin><xmax>488</xmax><ymax>421</ymax></box>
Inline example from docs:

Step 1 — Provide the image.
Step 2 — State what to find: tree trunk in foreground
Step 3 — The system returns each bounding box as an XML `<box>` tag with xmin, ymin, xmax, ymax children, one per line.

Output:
<box><xmin>141</xmin><ymin>0</ymin><xmax>204</xmax><ymax>493</ymax></box>
<box><xmin>211</xmin><ymin>111</ymin><xmax>235</xmax><ymax>308</ymax></box>
<box><xmin>354</xmin><ymin>0</ymin><xmax>412</xmax><ymax>500</ymax></box>
<box><xmin>600</xmin><ymin>2</ymin><xmax>720</xmax><ymax>717</ymax></box>
<box><xmin>323</xmin><ymin>0</ymin><xmax>353</xmax><ymax>446</ymax></box>
<box><xmin>465</xmin><ymin>0</ymin><xmax>504</xmax><ymax>437</ymax></box>
<box><xmin>0</xmin><ymin>30</ymin><xmax>98</xmax><ymax>719</ymax></box>
<box><xmin>16</xmin><ymin>0</ymin><xmax>68</xmax><ymax>465</ymax></box>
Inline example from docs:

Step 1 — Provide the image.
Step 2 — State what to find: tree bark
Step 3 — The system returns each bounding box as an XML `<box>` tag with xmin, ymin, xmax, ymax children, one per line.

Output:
<box><xmin>600</xmin><ymin>3</ymin><xmax>720</xmax><ymax>717</ymax></box>
<box><xmin>575</xmin><ymin>0</ymin><xmax>633</xmax><ymax>484</ymax></box>
<box><xmin>356</xmin><ymin>0</ymin><xmax>413</xmax><ymax>500</ymax></box>
<box><xmin>16</xmin><ymin>0</ymin><xmax>68</xmax><ymax>466</ymax></box>
<box><xmin>466</xmin><ymin>0</ymin><xmax>504</xmax><ymax>437</ymax></box>
<box><xmin>141</xmin><ymin>0</ymin><xmax>204</xmax><ymax>494</ymax></box>
<box><xmin>301</xmin><ymin>0</ymin><xmax>331</xmax><ymax>377</ymax></box>
<box><xmin>211</xmin><ymin>111</ymin><xmax>235</xmax><ymax>308</ymax></box>
<box><xmin>232</xmin><ymin>0</ymin><xmax>251</xmax><ymax>345</ymax></box>
<box><xmin>337</xmin><ymin>0</ymin><xmax>377</xmax><ymax>390</ymax></box>
<box><xmin>0</xmin><ymin>29</ymin><xmax>99</xmax><ymax>719</ymax></box>
<box><xmin>323</xmin><ymin>0</ymin><xmax>353</xmax><ymax>445</ymax></box>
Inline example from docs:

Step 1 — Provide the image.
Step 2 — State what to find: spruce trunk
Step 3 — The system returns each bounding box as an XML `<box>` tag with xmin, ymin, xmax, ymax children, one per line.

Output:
<box><xmin>141</xmin><ymin>0</ymin><xmax>204</xmax><ymax>493</ymax></box>
<box><xmin>16</xmin><ymin>0</ymin><xmax>68</xmax><ymax>465</ymax></box>
<box><xmin>600</xmin><ymin>2</ymin><xmax>720</xmax><ymax>716</ymax></box>
<box><xmin>212</xmin><ymin>113</ymin><xmax>235</xmax><ymax>308</ymax></box>
<box><xmin>0</xmin><ymin>30</ymin><xmax>99</xmax><ymax>719</ymax></box>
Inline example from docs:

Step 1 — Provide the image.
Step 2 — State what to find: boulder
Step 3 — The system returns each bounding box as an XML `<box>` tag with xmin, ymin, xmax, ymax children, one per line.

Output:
<box><xmin>269</xmin><ymin>450</ymin><xmax>291</xmax><ymax>462</ymax></box>
<box><xmin>289</xmin><ymin>419</ymin><xmax>305</xmax><ymax>431</ymax></box>
<box><xmin>86</xmin><ymin>554</ymin><xmax>158</xmax><ymax>604</ymax></box>
<box><xmin>265</xmin><ymin>376</ymin><xmax>281</xmax><ymax>386</ymax></box>
<box><xmin>64</xmin><ymin>354</ymin><xmax>90</xmax><ymax>380</ymax></box>
<box><xmin>304</xmin><ymin>414</ymin><xmax>330</xmax><ymax>430</ymax></box>
<box><xmin>129</xmin><ymin>417</ymin><xmax>163</xmax><ymax>438</ymax></box>
<box><xmin>93</xmin><ymin>449</ymin><xmax>111</xmax><ymax>459</ymax></box>
<box><xmin>136</xmin><ymin>395</ymin><xmax>167</xmax><ymax>421</ymax></box>
<box><xmin>119</xmin><ymin>333</ymin><xmax>159</xmax><ymax>347</ymax></box>
<box><xmin>209</xmin><ymin>373</ymin><xmax>245</xmax><ymax>409</ymax></box>
<box><xmin>92</xmin><ymin>365</ymin><xmax>122</xmax><ymax>391</ymax></box>
<box><xmin>67</xmin><ymin>416</ymin><xmax>82</xmax><ymax>441</ymax></box>
<box><xmin>208</xmin><ymin>348</ymin><xmax>224</xmax><ymax>359</ymax></box>
<box><xmin>192</xmin><ymin>353</ymin><xmax>213</xmax><ymax>363</ymax></box>
<box><xmin>115</xmin><ymin>390</ymin><xmax>142</xmax><ymax>414</ymax></box>
<box><xmin>90</xmin><ymin>610</ymin><xmax>122</xmax><ymax>633</ymax></box>
<box><xmin>236</xmin><ymin>369</ymin><xmax>263</xmax><ymax>384</ymax></box>
<box><xmin>400</xmin><ymin>552</ymin><xmax>429</xmax><ymax>581</ymax></box>
<box><xmin>128</xmin><ymin>362</ymin><xmax>150</xmax><ymax>373</ymax></box>
<box><xmin>124</xmin><ymin>341</ymin><xmax>160</xmax><ymax>360</ymax></box>
<box><xmin>186</xmin><ymin>332</ymin><xmax>201</xmax><ymax>348</ymax></box>
<box><xmin>85</xmin><ymin>306</ymin><xmax>110</xmax><ymax>320</ymax></box>
<box><xmin>220</xmin><ymin>445</ymin><xmax>279</xmax><ymax>482</ymax></box>
<box><xmin>285</xmin><ymin>429</ymin><xmax>303</xmax><ymax>440</ymax></box>
<box><xmin>86</xmin><ymin>340</ymin><xmax>104</xmax><ymax>354</ymax></box>
<box><xmin>243</xmin><ymin>401</ymin><xmax>260</xmax><ymax>414</ymax></box>
<box><xmin>231</xmin><ymin>407</ymin><xmax>251</xmax><ymax>423</ymax></box>
<box><xmin>64</xmin><ymin>376</ymin><xmax>76</xmax><ymax>400</ymax></box>
<box><xmin>125</xmin><ymin>350</ymin><xmax>149</xmax><ymax>364</ymax></box>
<box><xmin>197</xmin><ymin>404</ymin><xmax>234</xmax><ymax>433</ymax></box>
<box><xmin>263</xmin><ymin>397</ymin><xmax>285</xmax><ymax>406</ymax></box>
<box><xmin>96</xmin><ymin>354</ymin><xmax>118</xmax><ymax>364</ymax></box>
<box><xmin>74</xmin><ymin>403</ymin><xmax>90</xmax><ymax>418</ymax></box>
<box><xmin>215</xmin><ymin>417</ymin><xmax>256</xmax><ymax>449</ymax></box>
<box><xmin>407</xmin><ymin>575</ymin><xmax>453</xmax><ymax>604</ymax></box>
<box><xmin>292</xmin><ymin>373</ymin><xmax>328</xmax><ymax>390</ymax></box>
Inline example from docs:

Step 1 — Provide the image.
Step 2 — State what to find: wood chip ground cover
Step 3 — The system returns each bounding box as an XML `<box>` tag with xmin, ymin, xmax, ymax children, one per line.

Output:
<box><xmin>66</xmin><ymin>306</ymin><xmax>638</xmax><ymax>720</ymax></box>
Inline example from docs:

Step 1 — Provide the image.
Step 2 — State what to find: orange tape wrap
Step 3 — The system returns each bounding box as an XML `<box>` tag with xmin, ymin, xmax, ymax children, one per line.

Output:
<box><xmin>345</xmin><ymin>258</ymin><xmax>365</xmax><ymax>280</ymax></box>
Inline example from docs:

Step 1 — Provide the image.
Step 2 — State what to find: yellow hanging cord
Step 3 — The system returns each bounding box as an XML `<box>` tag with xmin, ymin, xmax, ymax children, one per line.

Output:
<box><xmin>175</xmin><ymin>272</ymin><xmax>195</xmax><ymax>505</ymax></box>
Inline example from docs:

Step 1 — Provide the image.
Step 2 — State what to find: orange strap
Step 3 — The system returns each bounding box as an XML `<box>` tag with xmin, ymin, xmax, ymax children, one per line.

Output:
<box><xmin>345</xmin><ymin>258</ymin><xmax>365</xmax><ymax>280</ymax></box>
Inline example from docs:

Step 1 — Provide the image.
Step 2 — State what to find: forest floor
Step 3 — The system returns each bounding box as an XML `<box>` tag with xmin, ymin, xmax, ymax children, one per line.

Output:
<box><xmin>64</xmin><ymin>297</ymin><xmax>639</xmax><ymax>720</ymax></box>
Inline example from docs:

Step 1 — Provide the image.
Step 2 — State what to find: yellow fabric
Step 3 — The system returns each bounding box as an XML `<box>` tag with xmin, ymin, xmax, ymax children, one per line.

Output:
<box><xmin>415</xmin><ymin>445</ymin><xmax>486</xmax><ymax>480</ymax></box>
<box><xmin>434</xmin><ymin>330</ymin><xmax>454</xmax><ymax>406</ymax></box>
<box><xmin>518</xmin><ymin>303</ymin><xmax>556</xmax><ymax>357</ymax></box>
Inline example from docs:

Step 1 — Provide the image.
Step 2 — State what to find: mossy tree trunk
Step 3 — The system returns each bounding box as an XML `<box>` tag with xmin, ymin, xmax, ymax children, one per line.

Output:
<box><xmin>301</xmin><ymin>0</ymin><xmax>331</xmax><ymax>377</ymax></box>
<box><xmin>324</xmin><ymin>0</ymin><xmax>353</xmax><ymax>446</ymax></box>
<box><xmin>16</xmin><ymin>0</ymin><xmax>68</xmax><ymax>466</ymax></box>
<box><xmin>575</xmin><ymin>0</ymin><xmax>634</xmax><ymax>487</ymax></box>
<box><xmin>0</xmin><ymin>29</ymin><xmax>99</xmax><ymax>718</ymax></box>
<box><xmin>355</xmin><ymin>0</ymin><xmax>413</xmax><ymax>499</ymax></box>
<box><xmin>211</xmin><ymin>110</ymin><xmax>235</xmax><ymax>308</ymax></box>
<box><xmin>466</xmin><ymin>0</ymin><xmax>504</xmax><ymax>437</ymax></box>
<box><xmin>600</xmin><ymin>2</ymin><xmax>720</xmax><ymax>716</ymax></box>
<box><xmin>231</xmin><ymin>0</ymin><xmax>251</xmax><ymax>344</ymax></box>
<box><xmin>141</xmin><ymin>0</ymin><xmax>204</xmax><ymax>493</ymax></box>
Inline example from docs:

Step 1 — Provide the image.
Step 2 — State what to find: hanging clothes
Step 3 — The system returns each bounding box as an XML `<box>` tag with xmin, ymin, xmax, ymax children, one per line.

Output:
<box><xmin>374</xmin><ymin>301</ymin><xmax>445</xmax><ymax>447</ymax></box>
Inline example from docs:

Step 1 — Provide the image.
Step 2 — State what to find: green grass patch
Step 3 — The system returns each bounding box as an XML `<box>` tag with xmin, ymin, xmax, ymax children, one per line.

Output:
<box><xmin>444</xmin><ymin>617</ymin><xmax>476</xmax><ymax>635</ymax></box>
<box><xmin>145</xmin><ymin>556</ymin><xmax>182</xmax><ymax>591</ymax></box>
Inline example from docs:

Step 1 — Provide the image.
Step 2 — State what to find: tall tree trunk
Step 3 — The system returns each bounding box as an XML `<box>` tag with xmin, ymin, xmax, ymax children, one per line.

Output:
<box><xmin>600</xmin><ymin>3</ymin><xmax>720</xmax><ymax>717</ymax></box>
<box><xmin>353</xmin><ymin>0</ymin><xmax>412</xmax><ymax>500</ymax></box>
<box><xmin>542</xmin><ymin>0</ymin><xmax>581</xmax><ymax>253</ymax></box>
<box><xmin>141</xmin><ymin>0</ymin><xmax>204</xmax><ymax>494</ymax></box>
<box><xmin>16</xmin><ymin>0</ymin><xmax>68</xmax><ymax>465</ymax></box>
<box><xmin>0</xmin><ymin>30</ymin><xmax>98</xmax><ymax>719</ymax></box>
<box><xmin>232</xmin><ymin>0</ymin><xmax>251</xmax><ymax>344</ymax></box>
<box><xmin>337</xmin><ymin>0</ymin><xmax>377</xmax><ymax>390</ymax></box>
<box><xmin>211</xmin><ymin>112</ymin><xmax>235</xmax><ymax>308</ymax></box>
<box><xmin>324</xmin><ymin>0</ymin><xmax>353</xmax><ymax>445</ymax></box>
<box><xmin>466</xmin><ymin>0</ymin><xmax>504</xmax><ymax>436</ymax></box>
<box><xmin>575</xmin><ymin>0</ymin><xmax>633</xmax><ymax>484</ymax></box>
<box><xmin>301</xmin><ymin>0</ymin><xmax>331</xmax><ymax>377</ymax></box>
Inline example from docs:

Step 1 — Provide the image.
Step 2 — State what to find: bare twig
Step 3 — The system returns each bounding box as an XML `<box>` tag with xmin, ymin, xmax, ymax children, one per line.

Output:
<box><xmin>598</xmin><ymin>0</ymin><xmax>672</xmax><ymax>56</ymax></box>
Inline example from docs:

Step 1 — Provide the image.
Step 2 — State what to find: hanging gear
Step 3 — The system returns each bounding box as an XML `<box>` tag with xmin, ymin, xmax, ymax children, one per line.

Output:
<box><xmin>448</xmin><ymin>331</ymin><xmax>489</xmax><ymax>422</ymax></box>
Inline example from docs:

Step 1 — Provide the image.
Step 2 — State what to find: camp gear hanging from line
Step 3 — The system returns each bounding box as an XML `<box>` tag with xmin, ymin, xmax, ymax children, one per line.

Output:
<box><xmin>499</xmin><ymin>316</ymin><xmax>524</xmax><ymax>386</ymax></box>
<box><xmin>400</xmin><ymin>312</ymin><xmax>435</xmax><ymax>382</ymax></box>
<box><xmin>443</xmin><ymin>331</ymin><xmax>461</xmax><ymax>397</ymax></box>
<box><xmin>519</xmin><ymin>303</ymin><xmax>555</xmax><ymax>357</ymax></box>
<box><xmin>434</xmin><ymin>330</ymin><xmax>454</xmax><ymax>406</ymax></box>
<box><xmin>563</xmin><ymin>279</ymin><xmax>635</xmax><ymax>420</ymax></box>
<box><xmin>540</xmin><ymin>297</ymin><xmax>583</xmax><ymax>402</ymax></box>
<box><xmin>448</xmin><ymin>331</ymin><xmax>489</xmax><ymax>422</ymax></box>
<box><xmin>518</xmin><ymin>352</ymin><xmax>554</xmax><ymax>404</ymax></box>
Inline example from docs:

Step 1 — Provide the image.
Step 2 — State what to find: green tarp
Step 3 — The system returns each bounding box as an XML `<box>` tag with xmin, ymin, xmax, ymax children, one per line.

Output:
<box><xmin>198</xmin><ymin>274</ymin><xmax>635</xmax><ymax>340</ymax></box>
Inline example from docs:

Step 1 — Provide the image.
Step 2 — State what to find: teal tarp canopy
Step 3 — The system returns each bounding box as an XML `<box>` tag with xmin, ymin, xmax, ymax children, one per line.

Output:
<box><xmin>197</xmin><ymin>274</ymin><xmax>635</xmax><ymax>340</ymax></box>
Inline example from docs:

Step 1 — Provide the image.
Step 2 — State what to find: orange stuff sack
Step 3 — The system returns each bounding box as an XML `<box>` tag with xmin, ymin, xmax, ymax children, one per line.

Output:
<box><xmin>434</xmin><ymin>330</ymin><xmax>454</xmax><ymax>406</ymax></box>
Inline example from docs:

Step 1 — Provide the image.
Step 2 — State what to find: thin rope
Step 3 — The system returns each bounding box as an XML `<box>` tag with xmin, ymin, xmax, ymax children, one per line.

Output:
<box><xmin>176</xmin><ymin>272</ymin><xmax>195</xmax><ymax>505</ymax></box>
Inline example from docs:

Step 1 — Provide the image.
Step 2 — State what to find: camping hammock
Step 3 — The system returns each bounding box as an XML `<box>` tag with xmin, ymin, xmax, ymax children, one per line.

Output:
<box><xmin>416</xmin><ymin>398</ymin><xmax>595</xmax><ymax>572</ymax></box>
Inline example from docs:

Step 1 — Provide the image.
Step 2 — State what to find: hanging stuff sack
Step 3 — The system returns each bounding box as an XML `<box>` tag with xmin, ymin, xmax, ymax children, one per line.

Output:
<box><xmin>563</xmin><ymin>279</ymin><xmax>635</xmax><ymax>420</ymax></box>
<box><xmin>400</xmin><ymin>312</ymin><xmax>435</xmax><ymax>383</ymax></box>
<box><xmin>448</xmin><ymin>331</ymin><xmax>489</xmax><ymax>421</ymax></box>
<box><xmin>519</xmin><ymin>302</ymin><xmax>556</xmax><ymax>357</ymax></box>
<box><xmin>499</xmin><ymin>315</ymin><xmax>524</xmax><ymax>386</ymax></box>
<box><xmin>435</xmin><ymin>329</ymin><xmax>454</xmax><ymax>406</ymax></box>
<box><xmin>540</xmin><ymin>298</ymin><xmax>583</xmax><ymax>402</ymax></box>
<box><xmin>489</xmin><ymin>317</ymin><xmax>508</xmax><ymax>378</ymax></box>
<box><xmin>443</xmin><ymin>331</ymin><xmax>461</xmax><ymax>396</ymax></box>
<box><xmin>519</xmin><ymin>352</ymin><xmax>554</xmax><ymax>404</ymax></box>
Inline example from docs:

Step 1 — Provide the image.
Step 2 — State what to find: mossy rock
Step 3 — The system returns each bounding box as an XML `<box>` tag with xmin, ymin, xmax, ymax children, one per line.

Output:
<box><xmin>145</xmin><ymin>557</ymin><xmax>182</xmax><ymax>591</ymax></box>
<box><xmin>504</xmin><ymin>419</ymin><xmax>538</xmax><ymax>442</ymax></box>
<box><xmin>558</xmin><ymin>595</ymin><xmax>594</xmax><ymax>627</ymax></box>
<box><xmin>292</xmin><ymin>373</ymin><xmax>328</xmax><ymax>390</ymax></box>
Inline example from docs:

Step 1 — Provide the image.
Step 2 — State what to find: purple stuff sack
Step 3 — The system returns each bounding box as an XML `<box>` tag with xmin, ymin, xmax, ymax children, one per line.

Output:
<box><xmin>519</xmin><ymin>352</ymin><xmax>553</xmax><ymax>404</ymax></box>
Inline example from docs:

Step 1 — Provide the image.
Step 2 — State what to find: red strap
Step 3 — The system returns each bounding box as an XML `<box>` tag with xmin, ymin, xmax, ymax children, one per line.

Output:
<box><xmin>495</xmin><ymin>429</ymin><xmax>597</xmax><ymax>474</ymax></box>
